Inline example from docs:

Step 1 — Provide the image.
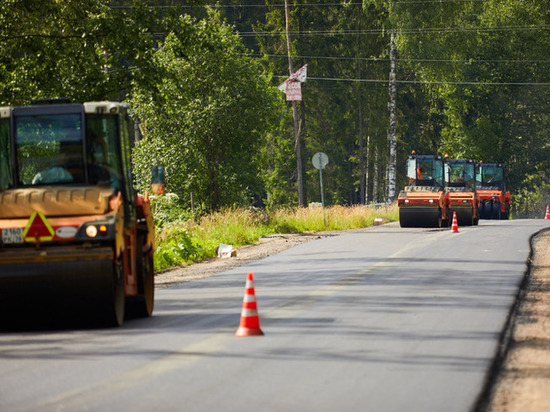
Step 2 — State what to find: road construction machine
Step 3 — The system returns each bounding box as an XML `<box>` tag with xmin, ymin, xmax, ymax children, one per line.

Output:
<box><xmin>477</xmin><ymin>162</ymin><xmax>511</xmax><ymax>219</ymax></box>
<box><xmin>445</xmin><ymin>159</ymin><xmax>479</xmax><ymax>226</ymax></box>
<box><xmin>0</xmin><ymin>100</ymin><xmax>156</xmax><ymax>326</ymax></box>
<box><xmin>398</xmin><ymin>154</ymin><xmax>450</xmax><ymax>228</ymax></box>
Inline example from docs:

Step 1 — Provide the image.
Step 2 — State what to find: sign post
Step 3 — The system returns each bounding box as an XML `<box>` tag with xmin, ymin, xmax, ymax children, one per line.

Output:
<box><xmin>312</xmin><ymin>152</ymin><xmax>329</xmax><ymax>225</ymax></box>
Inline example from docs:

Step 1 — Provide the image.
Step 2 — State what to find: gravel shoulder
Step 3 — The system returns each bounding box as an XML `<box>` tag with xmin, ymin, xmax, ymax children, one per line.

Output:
<box><xmin>486</xmin><ymin>228</ymin><xmax>550</xmax><ymax>411</ymax></box>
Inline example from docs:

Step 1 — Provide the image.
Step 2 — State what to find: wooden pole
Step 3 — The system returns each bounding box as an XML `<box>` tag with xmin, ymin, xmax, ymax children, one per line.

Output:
<box><xmin>284</xmin><ymin>0</ymin><xmax>305</xmax><ymax>207</ymax></box>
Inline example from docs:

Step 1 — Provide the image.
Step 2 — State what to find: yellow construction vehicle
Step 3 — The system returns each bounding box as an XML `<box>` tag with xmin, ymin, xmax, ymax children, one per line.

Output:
<box><xmin>0</xmin><ymin>100</ymin><xmax>156</xmax><ymax>326</ymax></box>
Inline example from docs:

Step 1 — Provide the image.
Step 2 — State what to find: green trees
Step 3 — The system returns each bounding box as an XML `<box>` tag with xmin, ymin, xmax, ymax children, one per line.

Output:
<box><xmin>374</xmin><ymin>0</ymin><xmax>550</xmax><ymax>214</ymax></box>
<box><xmin>130</xmin><ymin>11</ymin><xmax>283</xmax><ymax>211</ymax></box>
<box><xmin>1</xmin><ymin>1</ymin><xmax>549</xmax><ymax>216</ymax></box>
<box><xmin>0</xmin><ymin>2</ymin><xmax>285</xmax><ymax>212</ymax></box>
<box><xmin>0</xmin><ymin>0</ymin><xmax>158</xmax><ymax>104</ymax></box>
<box><xmin>255</xmin><ymin>1</ymin><xmax>391</xmax><ymax>205</ymax></box>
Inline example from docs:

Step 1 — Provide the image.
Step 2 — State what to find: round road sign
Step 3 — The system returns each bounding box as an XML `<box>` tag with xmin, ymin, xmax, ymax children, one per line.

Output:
<box><xmin>312</xmin><ymin>152</ymin><xmax>329</xmax><ymax>170</ymax></box>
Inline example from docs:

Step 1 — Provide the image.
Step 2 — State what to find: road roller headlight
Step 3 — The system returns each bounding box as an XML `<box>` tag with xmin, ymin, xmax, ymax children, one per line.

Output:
<box><xmin>428</xmin><ymin>199</ymin><xmax>434</xmax><ymax>203</ymax></box>
<box><xmin>75</xmin><ymin>216</ymin><xmax>116</xmax><ymax>241</ymax></box>
<box><xmin>85</xmin><ymin>225</ymin><xmax>98</xmax><ymax>238</ymax></box>
<box><xmin>462</xmin><ymin>199</ymin><xmax>468</xmax><ymax>203</ymax></box>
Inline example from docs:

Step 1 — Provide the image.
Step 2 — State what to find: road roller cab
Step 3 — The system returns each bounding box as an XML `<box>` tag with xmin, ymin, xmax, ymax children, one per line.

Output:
<box><xmin>398</xmin><ymin>154</ymin><xmax>450</xmax><ymax>227</ymax></box>
<box><xmin>445</xmin><ymin>159</ymin><xmax>479</xmax><ymax>226</ymax></box>
<box><xmin>0</xmin><ymin>100</ymin><xmax>156</xmax><ymax>326</ymax></box>
<box><xmin>477</xmin><ymin>162</ymin><xmax>511</xmax><ymax>219</ymax></box>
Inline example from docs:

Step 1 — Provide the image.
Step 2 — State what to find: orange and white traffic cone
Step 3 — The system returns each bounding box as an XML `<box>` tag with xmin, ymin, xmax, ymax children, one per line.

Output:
<box><xmin>451</xmin><ymin>211</ymin><xmax>459</xmax><ymax>233</ymax></box>
<box><xmin>545</xmin><ymin>205</ymin><xmax>550</xmax><ymax>220</ymax></box>
<box><xmin>235</xmin><ymin>272</ymin><xmax>264</xmax><ymax>337</ymax></box>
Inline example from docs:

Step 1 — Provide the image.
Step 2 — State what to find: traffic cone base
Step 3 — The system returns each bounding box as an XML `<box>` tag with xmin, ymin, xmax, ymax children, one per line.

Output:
<box><xmin>451</xmin><ymin>211</ymin><xmax>459</xmax><ymax>233</ymax></box>
<box><xmin>545</xmin><ymin>205</ymin><xmax>550</xmax><ymax>220</ymax></box>
<box><xmin>236</xmin><ymin>325</ymin><xmax>264</xmax><ymax>337</ymax></box>
<box><xmin>235</xmin><ymin>272</ymin><xmax>264</xmax><ymax>337</ymax></box>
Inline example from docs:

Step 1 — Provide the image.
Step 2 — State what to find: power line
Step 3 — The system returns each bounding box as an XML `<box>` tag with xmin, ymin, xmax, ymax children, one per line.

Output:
<box><xmin>381</xmin><ymin>0</ymin><xmax>486</xmax><ymax>3</ymax></box>
<box><xmin>273</xmin><ymin>75</ymin><xmax>550</xmax><ymax>86</ymax></box>
<box><xmin>252</xmin><ymin>53</ymin><xmax>550</xmax><ymax>64</ymax></box>
<box><xmin>110</xmin><ymin>0</ymin><xmax>487</xmax><ymax>9</ymax></box>
<box><xmin>242</xmin><ymin>25</ymin><xmax>550</xmax><ymax>37</ymax></box>
<box><xmin>398</xmin><ymin>25</ymin><xmax>549</xmax><ymax>34</ymax></box>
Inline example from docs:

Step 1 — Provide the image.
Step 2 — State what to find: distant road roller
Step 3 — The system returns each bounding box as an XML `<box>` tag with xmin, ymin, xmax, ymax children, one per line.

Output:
<box><xmin>398</xmin><ymin>154</ymin><xmax>450</xmax><ymax>228</ymax></box>
<box><xmin>477</xmin><ymin>162</ymin><xmax>511</xmax><ymax>219</ymax></box>
<box><xmin>445</xmin><ymin>159</ymin><xmax>479</xmax><ymax>226</ymax></box>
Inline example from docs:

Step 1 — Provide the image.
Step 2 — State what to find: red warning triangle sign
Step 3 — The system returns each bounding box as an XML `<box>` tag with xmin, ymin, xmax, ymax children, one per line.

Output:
<box><xmin>23</xmin><ymin>211</ymin><xmax>55</xmax><ymax>243</ymax></box>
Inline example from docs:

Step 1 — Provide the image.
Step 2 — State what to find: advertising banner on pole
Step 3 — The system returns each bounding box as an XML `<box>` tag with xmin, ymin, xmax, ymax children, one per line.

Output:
<box><xmin>278</xmin><ymin>64</ymin><xmax>307</xmax><ymax>101</ymax></box>
<box><xmin>291</xmin><ymin>64</ymin><xmax>308</xmax><ymax>83</ymax></box>
<box><xmin>285</xmin><ymin>82</ymin><xmax>302</xmax><ymax>101</ymax></box>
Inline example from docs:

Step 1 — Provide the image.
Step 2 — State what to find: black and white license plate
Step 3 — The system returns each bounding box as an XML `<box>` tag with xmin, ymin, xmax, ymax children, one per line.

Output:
<box><xmin>1</xmin><ymin>228</ymin><xmax>24</xmax><ymax>244</ymax></box>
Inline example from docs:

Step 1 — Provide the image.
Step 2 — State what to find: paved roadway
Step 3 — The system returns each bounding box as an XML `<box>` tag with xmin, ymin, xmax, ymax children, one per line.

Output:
<box><xmin>1</xmin><ymin>219</ymin><xmax>548</xmax><ymax>412</ymax></box>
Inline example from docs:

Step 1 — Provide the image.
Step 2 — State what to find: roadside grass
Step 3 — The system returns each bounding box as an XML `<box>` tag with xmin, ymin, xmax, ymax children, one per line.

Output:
<box><xmin>153</xmin><ymin>204</ymin><xmax>398</xmax><ymax>271</ymax></box>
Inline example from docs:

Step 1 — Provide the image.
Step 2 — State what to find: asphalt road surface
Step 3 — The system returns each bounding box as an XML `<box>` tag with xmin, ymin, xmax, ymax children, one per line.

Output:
<box><xmin>1</xmin><ymin>219</ymin><xmax>548</xmax><ymax>412</ymax></box>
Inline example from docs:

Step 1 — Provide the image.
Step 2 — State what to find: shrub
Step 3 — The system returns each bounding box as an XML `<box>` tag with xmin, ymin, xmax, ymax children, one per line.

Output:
<box><xmin>153</xmin><ymin>204</ymin><xmax>399</xmax><ymax>271</ymax></box>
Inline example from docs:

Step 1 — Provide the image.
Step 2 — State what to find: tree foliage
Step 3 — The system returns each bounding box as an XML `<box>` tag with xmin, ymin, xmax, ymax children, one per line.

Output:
<box><xmin>129</xmin><ymin>10</ymin><xmax>283</xmax><ymax>211</ymax></box>
<box><xmin>0</xmin><ymin>0</ymin><xmax>161</xmax><ymax>104</ymax></box>
<box><xmin>253</xmin><ymin>1</ymin><xmax>391</xmax><ymax>205</ymax></box>
<box><xmin>1</xmin><ymin>1</ymin><xmax>549</xmax><ymax>215</ymax></box>
<box><xmin>372</xmin><ymin>0</ymin><xmax>550</xmax><ymax>195</ymax></box>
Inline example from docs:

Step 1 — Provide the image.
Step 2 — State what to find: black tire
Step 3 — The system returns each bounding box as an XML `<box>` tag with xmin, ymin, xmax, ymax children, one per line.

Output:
<box><xmin>399</xmin><ymin>208</ymin><xmax>413</xmax><ymax>227</ymax></box>
<box><xmin>463</xmin><ymin>209</ymin><xmax>474</xmax><ymax>226</ymax></box>
<box><xmin>399</xmin><ymin>207</ymin><xmax>441</xmax><ymax>228</ymax></box>
<box><xmin>478</xmin><ymin>204</ymin><xmax>485</xmax><ymax>219</ymax></box>
<box><xmin>126</xmin><ymin>239</ymin><xmax>155</xmax><ymax>318</ymax></box>
<box><xmin>492</xmin><ymin>202</ymin><xmax>501</xmax><ymax>219</ymax></box>
<box><xmin>469</xmin><ymin>208</ymin><xmax>475</xmax><ymax>226</ymax></box>
<box><xmin>103</xmin><ymin>260</ymin><xmax>125</xmax><ymax>327</ymax></box>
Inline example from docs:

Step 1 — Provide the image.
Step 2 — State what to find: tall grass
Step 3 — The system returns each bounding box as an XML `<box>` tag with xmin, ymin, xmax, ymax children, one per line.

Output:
<box><xmin>154</xmin><ymin>204</ymin><xmax>398</xmax><ymax>271</ymax></box>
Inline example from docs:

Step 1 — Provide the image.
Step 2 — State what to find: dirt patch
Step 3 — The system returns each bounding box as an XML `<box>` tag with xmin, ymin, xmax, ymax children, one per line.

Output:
<box><xmin>486</xmin><ymin>229</ymin><xmax>550</xmax><ymax>411</ymax></box>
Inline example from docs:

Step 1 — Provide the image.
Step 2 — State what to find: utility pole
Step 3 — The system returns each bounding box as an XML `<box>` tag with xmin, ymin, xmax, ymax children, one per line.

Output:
<box><xmin>358</xmin><ymin>63</ymin><xmax>366</xmax><ymax>205</ymax></box>
<box><xmin>356</xmin><ymin>1</ymin><xmax>366</xmax><ymax>205</ymax></box>
<box><xmin>284</xmin><ymin>0</ymin><xmax>305</xmax><ymax>207</ymax></box>
<box><xmin>387</xmin><ymin>31</ymin><xmax>397</xmax><ymax>204</ymax></box>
